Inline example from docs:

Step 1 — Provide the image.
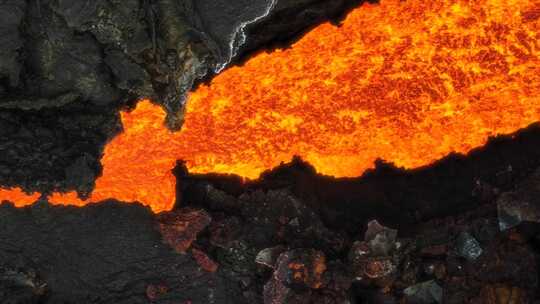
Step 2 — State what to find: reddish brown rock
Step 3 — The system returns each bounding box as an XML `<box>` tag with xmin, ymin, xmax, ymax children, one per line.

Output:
<box><xmin>349</xmin><ymin>241</ymin><xmax>396</xmax><ymax>282</ymax></box>
<box><xmin>146</xmin><ymin>283</ymin><xmax>168</xmax><ymax>301</ymax></box>
<box><xmin>192</xmin><ymin>248</ymin><xmax>219</xmax><ymax>273</ymax></box>
<box><xmin>363</xmin><ymin>258</ymin><xmax>396</xmax><ymax>280</ymax></box>
<box><xmin>157</xmin><ymin>208</ymin><xmax>211</xmax><ymax>253</ymax></box>
<box><xmin>477</xmin><ymin>284</ymin><xmax>526</xmax><ymax>304</ymax></box>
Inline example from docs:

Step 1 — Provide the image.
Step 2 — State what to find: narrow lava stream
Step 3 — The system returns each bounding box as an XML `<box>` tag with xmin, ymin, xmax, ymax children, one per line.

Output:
<box><xmin>2</xmin><ymin>0</ymin><xmax>540</xmax><ymax>212</ymax></box>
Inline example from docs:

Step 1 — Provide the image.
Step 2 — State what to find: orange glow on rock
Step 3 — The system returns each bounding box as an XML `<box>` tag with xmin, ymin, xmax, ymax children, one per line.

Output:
<box><xmin>0</xmin><ymin>188</ymin><xmax>40</xmax><ymax>205</ymax></box>
<box><xmin>2</xmin><ymin>0</ymin><xmax>540</xmax><ymax>212</ymax></box>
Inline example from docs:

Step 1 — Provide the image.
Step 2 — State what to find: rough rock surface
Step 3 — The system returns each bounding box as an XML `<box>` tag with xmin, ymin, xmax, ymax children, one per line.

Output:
<box><xmin>173</xmin><ymin>126</ymin><xmax>540</xmax><ymax>304</ymax></box>
<box><xmin>0</xmin><ymin>200</ymin><xmax>241</xmax><ymax>304</ymax></box>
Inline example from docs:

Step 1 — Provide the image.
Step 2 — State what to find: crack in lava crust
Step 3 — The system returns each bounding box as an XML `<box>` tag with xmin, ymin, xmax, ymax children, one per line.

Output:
<box><xmin>2</xmin><ymin>0</ymin><xmax>540</xmax><ymax>212</ymax></box>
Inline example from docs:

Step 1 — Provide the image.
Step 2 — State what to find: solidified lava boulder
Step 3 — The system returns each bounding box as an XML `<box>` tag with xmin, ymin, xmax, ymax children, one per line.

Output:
<box><xmin>0</xmin><ymin>0</ymin><xmax>231</xmax><ymax>194</ymax></box>
<box><xmin>240</xmin><ymin>0</ymin><xmax>363</xmax><ymax>58</ymax></box>
<box><xmin>158</xmin><ymin>207</ymin><xmax>212</xmax><ymax>253</ymax></box>
<box><xmin>497</xmin><ymin>167</ymin><xmax>540</xmax><ymax>230</ymax></box>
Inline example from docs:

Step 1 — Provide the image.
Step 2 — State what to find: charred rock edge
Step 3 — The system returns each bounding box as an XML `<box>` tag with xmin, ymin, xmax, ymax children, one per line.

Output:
<box><xmin>232</xmin><ymin>0</ymin><xmax>370</xmax><ymax>68</ymax></box>
<box><xmin>3</xmin><ymin>116</ymin><xmax>540</xmax><ymax>234</ymax></box>
<box><xmin>176</xmin><ymin>122</ymin><xmax>540</xmax><ymax>235</ymax></box>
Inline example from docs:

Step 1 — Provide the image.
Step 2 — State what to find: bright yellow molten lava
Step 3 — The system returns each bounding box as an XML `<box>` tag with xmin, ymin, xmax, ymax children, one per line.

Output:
<box><xmin>2</xmin><ymin>0</ymin><xmax>540</xmax><ymax>212</ymax></box>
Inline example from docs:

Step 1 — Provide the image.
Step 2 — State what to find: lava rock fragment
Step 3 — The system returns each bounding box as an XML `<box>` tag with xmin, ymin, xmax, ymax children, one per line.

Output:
<box><xmin>496</xmin><ymin>168</ymin><xmax>540</xmax><ymax>231</ymax></box>
<box><xmin>192</xmin><ymin>248</ymin><xmax>219</xmax><ymax>273</ymax></box>
<box><xmin>365</xmin><ymin>220</ymin><xmax>398</xmax><ymax>256</ymax></box>
<box><xmin>348</xmin><ymin>221</ymin><xmax>400</xmax><ymax>284</ymax></box>
<box><xmin>158</xmin><ymin>207</ymin><xmax>212</xmax><ymax>253</ymax></box>
<box><xmin>263</xmin><ymin>249</ymin><xmax>327</xmax><ymax>304</ymax></box>
<box><xmin>454</xmin><ymin>232</ymin><xmax>483</xmax><ymax>261</ymax></box>
<box><xmin>403</xmin><ymin>280</ymin><xmax>443</xmax><ymax>304</ymax></box>
<box><xmin>256</xmin><ymin>246</ymin><xmax>287</xmax><ymax>269</ymax></box>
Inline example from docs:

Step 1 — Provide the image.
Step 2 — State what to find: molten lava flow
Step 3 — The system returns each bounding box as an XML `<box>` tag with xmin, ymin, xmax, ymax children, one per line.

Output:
<box><xmin>0</xmin><ymin>188</ymin><xmax>40</xmax><ymax>205</ymax></box>
<box><xmin>2</xmin><ymin>0</ymin><xmax>540</xmax><ymax>212</ymax></box>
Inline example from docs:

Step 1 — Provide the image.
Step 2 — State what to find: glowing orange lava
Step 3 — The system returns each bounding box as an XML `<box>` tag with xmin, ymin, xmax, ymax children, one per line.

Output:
<box><xmin>2</xmin><ymin>0</ymin><xmax>540</xmax><ymax>212</ymax></box>
<box><xmin>0</xmin><ymin>188</ymin><xmax>40</xmax><ymax>205</ymax></box>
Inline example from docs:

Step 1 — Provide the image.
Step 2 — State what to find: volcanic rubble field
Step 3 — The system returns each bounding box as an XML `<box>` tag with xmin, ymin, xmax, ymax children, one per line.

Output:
<box><xmin>1</xmin><ymin>0</ymin><xmax>540</xmax><ymax>303</ymax></box>
<box><xmin>1</xmin><ymin>124</ymin><xmax>540</xmax><ymax>303</ymax></box>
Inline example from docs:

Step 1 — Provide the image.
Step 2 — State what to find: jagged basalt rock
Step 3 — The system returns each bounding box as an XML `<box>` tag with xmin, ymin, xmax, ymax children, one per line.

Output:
<box><xmin>454</xmin><ymin>232</ymin><xmax>483</xmax><ymax>261</ymax></box>
<box><xmin>403</xmin><ymin>280</ymin><xmax>443</xmax><ymax>304</ymax></box>
<box><xmin>256</xmin><ymin>246</ymin><xmax>287</xmax><ymax>269</ymax></box>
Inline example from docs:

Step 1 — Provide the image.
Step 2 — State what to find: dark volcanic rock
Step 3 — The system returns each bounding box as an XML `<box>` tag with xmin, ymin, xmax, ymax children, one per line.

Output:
<box><xmin>403</xmin><ymin>280</ymin><xmax>443</xmax><ymax>304</ymax></box>
<box><xmin>497</xmin><ymin>167</ymin><xmax>540</xmax><ymax>231</ymax></box>
<box><xmin>177</xmin><ymin>149</ymin><xmax>540</xmax><ymax>303</ymax></box>
<box><xmin>274</xmin><ymin>249</ymin><xmax>326</xmax><ymax>289</ymax></box>
<box><xmin>0</xmin><ymin>0</ymin><xmax>232</xmax><ymax>194</ymax></box>
<box><xmin>0</xmin><ymin>106</ymin><xmax>121</xmax><ymax>195</ymax></box>
<box><xmin>454</xmin><ymin>232</ymin><xmax>483</xmax><ymax>261</ymax></box>
<box><xmin>0</xmin><ymin>201</ymin><xmax>239</xmax><ymax>304</ymax></box>
<box><xmin>238</xmin><ymin>189</ymin><xmax>346</xmax><ymax>254</ymax></box>
<box><xmin>3</xmin><ymin>160</ymin><xmax>540</xmax><ymax>303</ymax></box>
<box><xmin>239</xmin><ymin>0</ymin><xmax>364</xmax><ymax>61</ymax></box>
<box><xmin>158</xmin><ymin>207</ymin><xmax>212</xmax><ymax>253</ymax></box>
<box><xmin>347</xmin><ymin>221</ymin><xmax>400</xmax><ymax>287</ymax></box>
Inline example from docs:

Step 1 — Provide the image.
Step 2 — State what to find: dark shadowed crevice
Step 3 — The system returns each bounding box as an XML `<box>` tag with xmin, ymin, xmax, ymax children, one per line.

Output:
<box><xmin>176</xmin><ymin>122</ymin><xmax>540</xmax><ymax>236</ymax></box>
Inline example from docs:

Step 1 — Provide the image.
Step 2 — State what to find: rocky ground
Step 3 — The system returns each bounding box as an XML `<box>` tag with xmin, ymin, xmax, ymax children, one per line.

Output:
<box><xmin>1</xmin><ymin>124</ymin><xmax>540</xmax><ymax>303</ymax></box>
